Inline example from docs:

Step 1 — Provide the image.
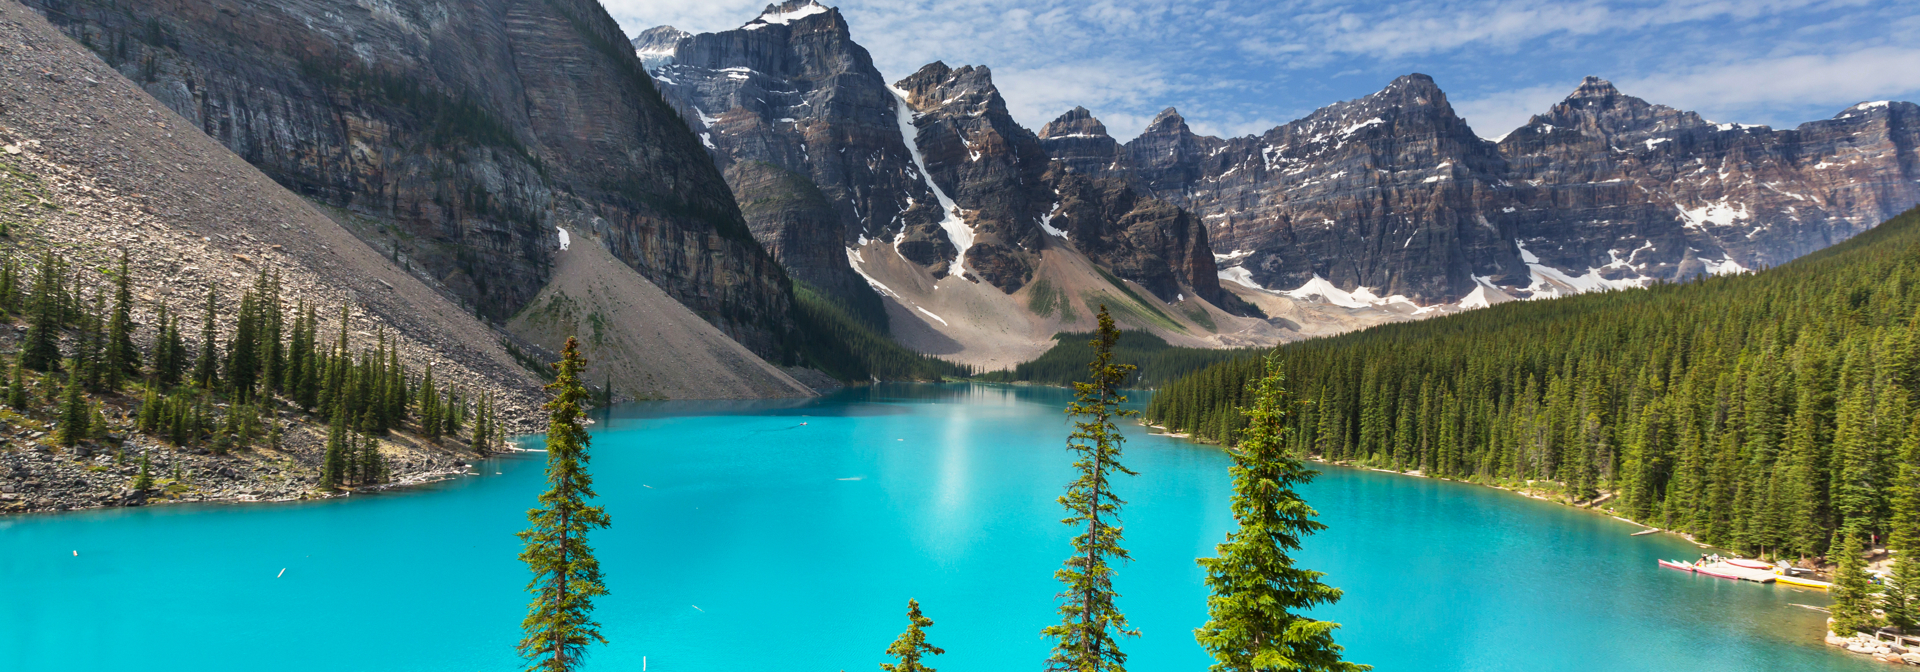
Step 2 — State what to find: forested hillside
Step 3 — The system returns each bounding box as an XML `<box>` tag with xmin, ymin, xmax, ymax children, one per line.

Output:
<box><xmin>1148</xmin><ymin>206</ymin><xmax>1920</xmax><ymax>558</ymax></box>
<box><xmin>976</xmin><ymin>330</ymin><xmax>1260</xmax><ymax>388</ymax></box>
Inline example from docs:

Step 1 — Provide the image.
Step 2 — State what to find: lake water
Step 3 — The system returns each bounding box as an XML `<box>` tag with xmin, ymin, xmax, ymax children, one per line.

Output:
<box><xmin>0</xmin><ymin>384</ymin><xmax>1875</xmax><ymax>671</ymax></box>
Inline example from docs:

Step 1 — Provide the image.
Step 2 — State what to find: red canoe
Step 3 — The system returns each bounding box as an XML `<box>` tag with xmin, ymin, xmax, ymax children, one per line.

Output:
<box><xmin>1658</xmin><ymin>560</ymin><xmax>1695</xmax><ymax>572</ymax></box>
<box><xmin>1727</xmin><ymin>559</ymin><xmax>1772</xmax><ymax>570</ymax></box>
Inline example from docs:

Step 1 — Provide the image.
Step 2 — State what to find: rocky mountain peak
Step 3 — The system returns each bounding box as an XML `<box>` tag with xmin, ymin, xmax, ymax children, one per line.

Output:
<box><xmin>1569</xmin><ymin>75</ymin><xmax>1621</xmax><ymax>99</ymax></box>
<box><xmin>632</xmin><ymin>25</ymin><xmax>689</xmax><ymax>68</ymax></box>
<box><xmin>1039</xmin><ymin>106</ymin><xmax>1109</xmax><ymax>139</ymax></box>
<box><xmin>1515</xmin><ymin>76</ymin><xmax>1705</xmax><ymax>140</ymax></box>
<box><xmin>1145</xmin><ymin>107</ymin><xmax>1190</xmax><ymax>135</ymax></box>
<box><xmin>894</xmin><ymin>62</ymin><xmax>1006</xmax><ymax>117</ymax></box>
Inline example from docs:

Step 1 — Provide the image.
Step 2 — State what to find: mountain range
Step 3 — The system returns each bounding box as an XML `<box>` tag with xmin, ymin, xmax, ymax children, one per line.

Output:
<box><xmin>15</xmin><ymin>0</ymin><xmax>1917</xmax><ymax>388</ymax></box>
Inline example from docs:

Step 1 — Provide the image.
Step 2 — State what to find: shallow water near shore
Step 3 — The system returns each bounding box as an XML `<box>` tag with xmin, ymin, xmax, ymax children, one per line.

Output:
<box><xmin>0</xmin><ymin>384</ymin><xmax>1876</xmax><ymax>670</ymax></box>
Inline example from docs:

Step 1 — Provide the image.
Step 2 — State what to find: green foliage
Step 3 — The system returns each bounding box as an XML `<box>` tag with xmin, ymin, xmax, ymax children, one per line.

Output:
<box><xmin>518</xmin><ymin>337</ymin><xmax>611</xmax><ymax>671</ymax></box>
<box><xmin>20</xmin><ymin>250</ymin><xmax>64</xmax><ymax>372</ymax></box>
<box><xmin>1028</xmin><ymin>277</ymin><xmax>1075</xmax><ymax>322</ymax></box>
<box><xmin>54</xmin><ymin>367</ymin><xmax>86</xmax><ymax>447</ymax></box>
<box><xmin>1195</xmin><ymin>356</ymin><xmax>1366</xmax><ymax>672</ymax></box>
<box><xmin>792</xmin><ymin>282</ymin><xmax>970</xmax><ymax>382</ymax></box>
<box><xmin>976</xmin><ymin>330</ymin><xmax>1261</xmax><ymax>389</ymax></box>
<box><xmin>1091</xmin><ymin>266</ymin><xmax>1180</xmax><ymax>331</ymax></box>
<box><xmin>1043</xmin><ymin>307</ymin><xmax>1140</xmax><ymax>672</ymax></box>
<box><xmin>102</xmin><ymin>251</ymin><xmax>140</xmax><ymax>392</ymax></box>
<box><xmin>881</xmin><ymin>599</ymin><xmax>945</xmax><ymax>672</ymax></box>
<box><xmin>1830</xmin><ymin>530</ymin><xmax>1881</xmax><ymax>634</ymax></box>
<box><xmin>1147</xmin><ymin>205</ymin><xmax>1920</xmax><ymax>557</ymax></box>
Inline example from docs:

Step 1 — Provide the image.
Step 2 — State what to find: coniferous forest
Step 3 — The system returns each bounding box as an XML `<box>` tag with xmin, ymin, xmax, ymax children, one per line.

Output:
<box><xmin>1148</xmin><ymin>206</ymin><xmax>1920</xmax><ymax>561</ymax></box>
<box><xmin>1</xmin><ymin>249</ymin><xmax>505</xmax><ymax>491</ymax></box>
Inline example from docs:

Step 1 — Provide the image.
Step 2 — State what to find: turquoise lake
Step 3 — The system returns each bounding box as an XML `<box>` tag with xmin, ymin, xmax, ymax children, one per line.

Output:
<box><xmin>0</xmin><ymin>384</ymin><xmax>1877</xmax><ymax>670</ymax></box>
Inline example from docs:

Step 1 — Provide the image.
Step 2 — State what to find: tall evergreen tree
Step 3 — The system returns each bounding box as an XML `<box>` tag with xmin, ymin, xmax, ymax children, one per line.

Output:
<box><xmin>20</xmin><ymin>251</ymin><xmax>63</xmax><ymax>372</ymax></box>
<box><xmin>1042</xmin><ymin>306</ymin><xmax>1139</xmax><ymax>672</ymax></box>
<box><xmin>320</xmin><ymin>412</ymin><xmax>349</xmax><ymax>490</ymax></box>
<box><xmin>1886</xmin><ymin>414</ymin><xmax>1920</xmax><ymax>631</ymax></box>
<box><xmin>7</xmin><ymin>355</ymin><xmax>29</xmax><ymax>410</ymax></box>
<box><xmin>1195</xmin><ymin>355</ymin><xmax>1367</xmax><ymax>672</ymax></box>
<box><xmin>191</xmin><ymin>287</ymin><xmax>219</xmax><ymax>389</ymax></box>
<box><xmin>517</xmin><ymin>337</ymin><xmax>611</xmax><ymax>672</ymax></box>
<box><xmin>881</xmin><ymin>599</ymin><xmax>945</xmax><ymax>672</ymax></box>
<box><xmin>102</xmin><ymin>250</ymin><xmax>139</xmax><ymax>392</ymax></box>
<box><xmin>54</xmin><ymin>367</ymin><xmax>88</xmax><ymax>447</ymax></box>
<box><xmin>1829</xmin><ymin>529</ymin><xmax>1881</xmax><ymax>635</ymax></box>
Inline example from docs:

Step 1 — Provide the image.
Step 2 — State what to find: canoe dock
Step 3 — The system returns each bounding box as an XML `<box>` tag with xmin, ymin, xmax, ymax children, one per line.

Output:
<box><xmin>1657</xmin><ymin>559</ymin><xmax>1834</xmax><ymax>589</ymax></box>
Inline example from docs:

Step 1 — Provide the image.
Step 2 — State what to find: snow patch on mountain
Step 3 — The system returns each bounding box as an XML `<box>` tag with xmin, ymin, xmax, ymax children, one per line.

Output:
<box><xmin>888</xmin><ymin>87</ymin><xmax>974</xmax><ymax>274</ymax></box>
<box><xmin>744</xmin><ymin>1</ymin><xmax>828</xmax><ymax>29</ymax></box>
<box><xmin>1676</xmin><ymin>199</ymin><xmax>1751</xmax><ymax>229</ymax></box>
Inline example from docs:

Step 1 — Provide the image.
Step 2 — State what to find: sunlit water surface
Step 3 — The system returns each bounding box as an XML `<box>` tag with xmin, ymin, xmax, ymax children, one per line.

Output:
<box><xmin>0</xmin><ymin>384</ymin><xmax>1873</xmax><ymax>670</ymax></box>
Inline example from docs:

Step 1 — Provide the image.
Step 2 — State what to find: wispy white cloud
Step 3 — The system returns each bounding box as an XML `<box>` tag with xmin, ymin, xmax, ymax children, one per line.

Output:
<box><xmin>1620</xmin><ymin>47</ymin><xmax>1920</xmax><ymax>125</ymax></box>
<box><xmin>1452</xmin><ymin>82</ymin><xmax>1577</xmax><ymax>140</ymax></box>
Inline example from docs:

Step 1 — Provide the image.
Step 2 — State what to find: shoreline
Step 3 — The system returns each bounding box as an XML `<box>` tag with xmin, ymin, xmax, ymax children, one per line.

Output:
<box><xmin>2</xmin><ymin>417</ymin><xmax>518</xmax><ymax>516</ymax></box>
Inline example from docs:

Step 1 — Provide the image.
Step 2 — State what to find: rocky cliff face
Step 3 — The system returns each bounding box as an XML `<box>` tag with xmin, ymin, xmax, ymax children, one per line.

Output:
<box><xmin>1123</xmin><ymin>74</ymin><xmax>1920</xmax><ymax>305</ymax></box>
<box><xmin>639</xmin><ymin>0</ymin><xmax>920</xmax><ymax>305</ymax></box>
<box><xmin>1038</xmin><ymin>108</ymin><xmax>1234</xmax><ymax>307</ymax></box>
<box><xmin>889</xmin><ymin>61</ymin><xmax>1053</xmax><ymax>291</ymax></box>
<box><xmin>26</xmin><ymin>0</ymin><xmax>796</xmax><ymax>357</ymax></box>
<box><xmin>1499</xmin><ymin>77</ymin><xmax>1920</xmax><ymax>280</ymax></box>
<box><xmin>640</xmin><ymin>2</ymin><xmax>1232</xmax><ymax>306</ymax></box>
<box><xmin>1122</xmin><ymin>75</ymin><xmax>1524</xmax><ymax>303</ymax></box>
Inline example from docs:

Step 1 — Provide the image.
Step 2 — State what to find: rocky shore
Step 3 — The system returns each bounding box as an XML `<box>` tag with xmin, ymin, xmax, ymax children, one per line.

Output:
<box><xmin>1</xmin><ymin>405</ymin><xmax>510</xmax><ymax>515</ymax></box>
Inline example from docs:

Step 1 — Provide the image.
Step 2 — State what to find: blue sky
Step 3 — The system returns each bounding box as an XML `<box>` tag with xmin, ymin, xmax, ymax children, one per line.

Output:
<box><xmin>603</xmin><ymin>0</ymin><xmax>1920</xmax><ymax>141</ymax></box>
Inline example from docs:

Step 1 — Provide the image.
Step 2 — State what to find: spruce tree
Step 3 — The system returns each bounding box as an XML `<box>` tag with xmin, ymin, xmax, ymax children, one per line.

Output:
<box><xmin>359</xmin><ymin>431</ymin><xmax>383</xmax><ymax>486</ymax></box>
<box><xmin>517</xmin><ymin>337</ymin><xmax>610</xmax><ymax>672</ymax></box>
<box><xmin>1042</xmin><ymin>306</ymin><xmax>1139</xmax><ymax>672</ymax></box>
<box><xmin>1829</xmin><ymin>530</ymin><xmax>1880</xmax><ymax>635</ymax></box>
<box><xmin>320</xmin><ymin>412</ymin><xmax>349</xmax><ymax>490</ymax></box>
<box><xmin>191</xmin><ymin>287</ymin><xmax>218</xmax><ymax>389</ymax></box>
<box><xmin>1886</xmin><ymin>415</ymin><xmax>1920</xmax><ymax>631</ymax></box>
<box><xmin>881</xmin><ymin>599</ymin><xmax>945</xmax><ymax>672</ymax></box>
<box><xmin>1196</xmin><ymin>355</ymin><xmax>1367</xmax><ymax>672</ymax></box>
<box><xmin>7</xmin><ymin>356</ymin><xmax>29</xmax><ymax>409</ymax></box>
<box><xmin>54</xmin><ymin>368</ymin><xmax>87</xmax><ymax>447</ymax></box>
<box><xmin>103</xmin><ymin>251</ymin><xmax>139</xmax><ymax>392</ymax></box>
<box><xmin>473</xmin><ymin>393</ymin><xmax>493</xmax><ymax>456</ymax></box>
<box><xmin>20</xmin><ymin>251</ymin><xmax>63</xmax><ymax>372</ymax></box>
<box><xmin>133</xmin><ymin>450</ymin><xmax>153</xmax><ymax>492</ymax></box>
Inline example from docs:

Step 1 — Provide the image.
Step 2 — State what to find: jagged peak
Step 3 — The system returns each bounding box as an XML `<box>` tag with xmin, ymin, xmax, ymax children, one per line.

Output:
<box><xmin>1384</xmin><ymin>73</ymin><xmax>1441</xmax><ymax>93</ymax></box>
<box><xmin>895</xmin><ymin>61</ymin><xmax>996</xmax><ymax>96</ymax></box>
<box><xmin>743</xmin><ymin>0</ymin><xmax>832</xmax><ymax>30</ymax></box>
<box><xmin>1039</xmin><ymin>106</ymin><xmax>1109</xmax><ymax>140</ymax></box>
<box><xmin>1570</xmin><ymin>76</ymin><xmax>1620</xmax><ymax>99</ymax></box>
<box><xmin>1145</xmin><ymin>107</ymin><xmax>1189</xmax><ymax>134</ymax></box>
<box><xmin>632</xmin><ymin>25</ymin><xmax>688</xmax><ymax>51</ymax></box>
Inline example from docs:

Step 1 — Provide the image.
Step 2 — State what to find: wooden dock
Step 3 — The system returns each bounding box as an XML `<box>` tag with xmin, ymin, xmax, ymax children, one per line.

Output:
<box><xmin>1694</xmin><ymin>560</ymin><xmax>1777</xmax><ymax>583</ymax></box>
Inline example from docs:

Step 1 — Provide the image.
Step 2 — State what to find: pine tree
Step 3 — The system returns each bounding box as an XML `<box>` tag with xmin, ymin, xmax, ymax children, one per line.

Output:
<box><xmin>320</xmin><ymin>412</ymin><xmax>349</xmax><ymax>490</ymax></box>
<box><xmin>1829</xmin><ymin>529</ymin><xmax>1880</xmax><ymax>635</ymax></box>
<box><xmin>191</xmin><ymin>287</ymin><xmax>218</xmax><ymax>389</ymax></box>
<box><xmin>1196</xmin><ymin>355</ymin><xmax>1367</xmax><ymax>672</ymax></box>
<box><xmin>102</xmin><ymin>251</ymin><xmax>139</xmax><ymax>392</ymax></box>
<box><xmin>1886</xmin><ymin>415</ymin><xmax>1920</xmax><ymax>631</ymax></box>
<box><xmin>473</xmin><ymin>392</ymin><xmax>494</xmax><ymax>456</ymax></box>
<box><xmin>517</xmin><ymin>337</ymin><xmax>611</xmax><ymax>672</ymax></box>
<box><xmin>133</xmin><ymin>450</ymin><xmax>153</xmax><ymax>492</ymax></box>
<box><xmin>1042</xmin><ymin>306</ymin><xmax>1139</xmax><ymax>672</ymax></box>
<box><xmin>420</xmin><ymin>364</ymin><xmax>441</xmax><ymax>439</ymax></box>
<box><xmin>881</xmin><ymin>599</ymin><xmax>945</xmax><ymax>672</ymax></box>
<box><xmin>20</xmin><ymin>251</ymin><xmax>63</xmax><ymax>372</ymax></box>
<box><xmin>359</xmin><ymin>431</ymin><xmax>383</xmax><ymax>485</ymax></box>
<box><xmin>54</xmin><ymin>368</ymin><xmax>88</xmax><ymax>447</ymax></box>
<box><xmin>7</xmin><ymin>356</ymin><xmax>29</xmax><ymax>409</ymax></box>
